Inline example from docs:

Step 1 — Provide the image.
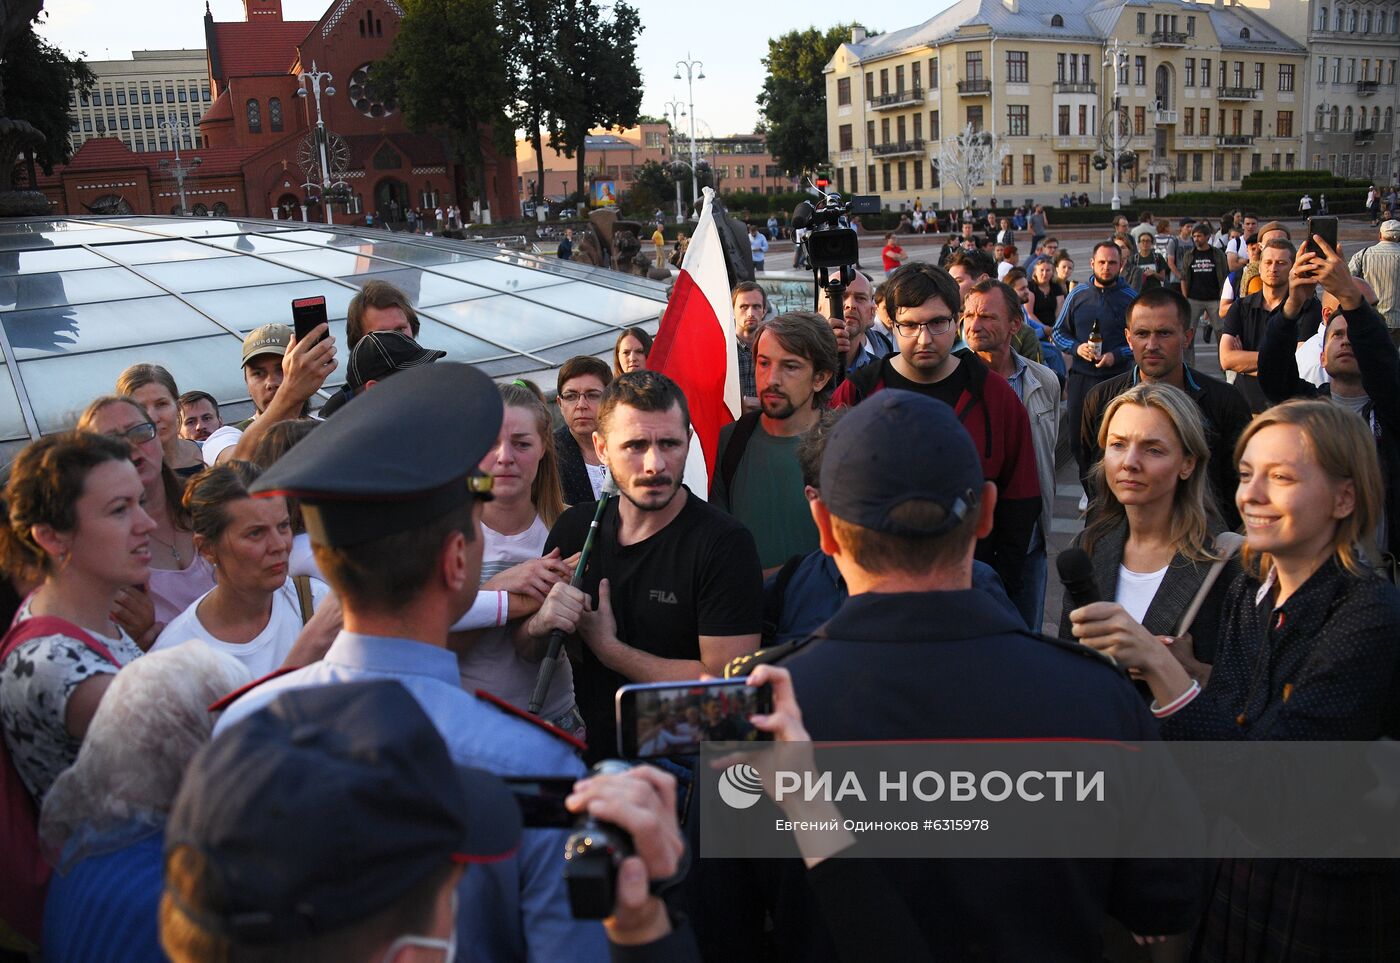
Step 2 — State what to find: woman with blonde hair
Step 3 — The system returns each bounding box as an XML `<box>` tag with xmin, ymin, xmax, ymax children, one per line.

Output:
<box><xmin>1060</xmin><ymin>383</ymin><xmax>1239</xmax><ymax>678</ymax></box>
<box><xmin>1073</xmin><ymin>399</ymin><xmax>1400</xmax><ymax>959</ymax></box>
<box><xmin>78</xmin><ymin>396</ymin><xmax>214</xmax><ymax>633</ymax></box>
<box><xmin>451</xmin><ymin>384</ymin><xmax>578</xmax><ymax>730</ymax></box>
<box><xmin>115</xmin><ymin>364</ymin><xmax>204</xmax><ymax>479</ymax></box>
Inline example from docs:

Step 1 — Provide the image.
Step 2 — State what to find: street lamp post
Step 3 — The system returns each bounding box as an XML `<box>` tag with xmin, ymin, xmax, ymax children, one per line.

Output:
<box><xmin>674</xmin><ymin>54</ymin><xmax>705</xmax><ymax>214</ymax></box>
<box><xmin>1103</xmin><ymin>39</ymin><xmax>1129</xmax><ymax>211</ymax></box>
<box><xmin>663</xmin><ymin>98</ymin><xmax>687</xmax><ymax>223</ymax></box>
<box><xmin>158</xmin><ymin>116</ymin><xmax>201</xmax><ymax>215</ymax></box>
<box><xmin>296</xmin><ymin>60</ymin><xmax>337</xmax><ymax>225</ymax></box>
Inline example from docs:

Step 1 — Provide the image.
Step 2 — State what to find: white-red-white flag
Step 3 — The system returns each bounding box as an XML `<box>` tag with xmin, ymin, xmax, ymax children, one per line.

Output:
<box><xmin>646</xmin><ymin>187</ymin><xmax>741</xmax><ymax>496</ymax></box>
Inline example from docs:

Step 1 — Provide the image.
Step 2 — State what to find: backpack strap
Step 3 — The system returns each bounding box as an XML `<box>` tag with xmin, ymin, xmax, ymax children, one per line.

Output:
<box><xmin>293</xmin><ymin>576</ymin><xmax>314</xmax><ymax>627</ymax></box>
<box><xmin>1</xmin><ymin>615</ymin><xmax>117</xmax><ymax>669</ymax></box>
<box><xmin>715</xmin><ymin>410</ymin><xmax>763</xmax><ymax>500</ymax></box>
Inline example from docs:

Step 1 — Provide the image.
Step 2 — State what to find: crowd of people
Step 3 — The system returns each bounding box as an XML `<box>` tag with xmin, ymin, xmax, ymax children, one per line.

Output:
<box><xmin>1</xmin><ymin>204</ymin><xmax>1399</xmax><ymax>962</ymax></box>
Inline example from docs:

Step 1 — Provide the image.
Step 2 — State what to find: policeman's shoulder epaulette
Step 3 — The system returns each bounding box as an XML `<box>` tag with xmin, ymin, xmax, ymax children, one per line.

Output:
<box><xmin>1025</xmin><ymin>631</ymin><xmax>1126</xmax><ymax>675</ymax></box>
<box><xmin>723</xmin><ymin>637</ymin><xmax>814</xmax><ymax>678</ymax></box>
<box><xmin>473</xmin><ymin>689</ymin><xmax>588</xmax><ymax>754</ymax></box>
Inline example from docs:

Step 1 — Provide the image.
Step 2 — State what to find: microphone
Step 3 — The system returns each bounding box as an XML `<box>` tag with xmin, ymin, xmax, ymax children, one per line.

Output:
<box><xmin>528</xmin><ymin>471</ymin><xmax>619</xmax><ymax>715</ymax></box>
<box><xmin>1055</xmin><ymin>547</ymin><xmax>1102</xmax><ymax>611</ymax></box>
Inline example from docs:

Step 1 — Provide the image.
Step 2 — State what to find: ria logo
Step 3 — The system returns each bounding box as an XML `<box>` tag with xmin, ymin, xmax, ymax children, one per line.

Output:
<box><xmin>717</xmin><ymin>763</ymin><xmax>764</xmax><ymax>809</ymax></box>
<box><xmin>648</xmin><ymin>589</ymin><xmax>678</xmax><ymax>604</ymax></box>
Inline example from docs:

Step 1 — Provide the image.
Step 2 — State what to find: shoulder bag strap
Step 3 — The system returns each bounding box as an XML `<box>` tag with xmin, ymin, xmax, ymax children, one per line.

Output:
<box><xmin>293</xmin><ymin>576</ymin><xmax>315</xmax><ymax>627</ymax></box>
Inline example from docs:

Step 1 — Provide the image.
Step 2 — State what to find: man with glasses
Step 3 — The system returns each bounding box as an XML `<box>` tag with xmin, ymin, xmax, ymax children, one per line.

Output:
<box><xmin>214</xmin><ymin>363</ymin><xmax>609</xmax><ymax>962</ymax></box>
<box><xmin>830</xmin><ymin>263</ymin><xmax>1041</xmax><ymax>601</ymax></box>
<box><xmin>554</xmin><ymin>356</ymin><xmax>613</xmax><ymax>505</ymax></box>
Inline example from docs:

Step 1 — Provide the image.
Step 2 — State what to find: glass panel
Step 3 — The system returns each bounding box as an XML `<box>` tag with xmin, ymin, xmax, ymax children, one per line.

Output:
<box><xmin>202</xmin><ymin>234</ymin><xmax>310</xmax><ymax>255</ymax></box>
<box><xmin>267</xmin><ymin>229</ymin><xmax>343</xmax><ymax>247</ymax></box>
<box><xmin>141</xmin><ymin>258</ymin><xmax>312</xmax><ymax>292</ymax></box>
<box><xmin>184</xmin><ymin>281</ymin><xmax>357</xmax><ymax>331</ymax></box>
<box><xmin>347</xmin><ymin>269</ymin><xmax>491</xmax><ymax>307</ymax></box>
<box><xmin>521</xmin><ymin>284</ymin><xmax>665</xmax><ymax>328</ymax></box>
<box><xmin>434</xmin><ymin>259</ymin><xmax>573</xmax><ymax>292</ymax></box>
<box><xmin>266</xmin><ymin>248</ymin><xmax>393</xmax><ymax>277</ymax></box>
<box><xmin>0</xmin><ymin>268</ymin><xmax>162</xmax><ymax>310</ymax></box>
<box><xmin>535</xmin><ymin>332</ymin><xmax>626</xmax><ymax>366</ymax></box>
<box><xmin>4</xmin><ymin>296</ymin><xmax>226</xmax><ymax>360</ymax></box>
<box><xmin>407</xmin><ymin>318</ymin><xmax>506</xmax><ymax>363</ymax></box>
<box><xmin>344</xmin><ymin>241</ymin><xmax>471</xmax><ymax>267</ymax></box>
<box><xmin>426</xmin><ymin>296</ymin><xmax>611</xmax><ymax>352</ymax></box>
<box><xmin>0</xmin><ymin>227</ymin><xmax>158</xmax><ymax>249</ymax></box>
<box><xmin>0</xmin><ymin>364</ymin><xmax>28</xmax><ymax>440</ymax></box>
<box><xmin>107</xmin><ymin>239</ymin><xmax>239</xmax><ymax>265</ymax></box>
<box><xmin>0</xmin><ymin>247</ymin><xmax>109</xmax><ymax>275</ymax></box>
<box><xmin>20</xmin><ymin>335</ymin><xmax>246</xmax><ymax>433</ymax></box>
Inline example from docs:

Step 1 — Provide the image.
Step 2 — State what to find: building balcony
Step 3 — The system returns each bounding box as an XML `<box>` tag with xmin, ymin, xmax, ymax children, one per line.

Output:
<box><xmin>870</xmin><ymin>87</ymin><xmax>924</xmax><ymax>110</ymax></box>
<box><xmin>1358</xmin><ymin>79</ymin><xmax>1379</xmax><ymax>95</ymax></box>
<box><xmin>957</xmin><ymin>78</ymin><xmax>991</xmax><ymax>96</ymax></box>
<box><xmin>871</xmin><ymin>139</ymin><xmax>926</xmax><ymax>157</ymax></box>
<box><xmin>1150</xmin><ymin>30</ymin><xmax>1189</xmax><ymax>46</ymax></box>
<box><xmin>1217</xmin><ymin>86</ymin><xmax>1260</xmax><ymax>101</ymax></box>
<box><xmin>1355</xmin><ymin>128</ymin><xmax>1376</xmax><ymax>145</ymax></box>
<box><xmin>1053</xmin><ymin>135</ymin><xmax>1097</xmax><ymax>150</ymax></box>
<box><xmin>1217</xmin><ymin>134</ymin><xmax>1255</xmax><ymax>147</ymax></box>
<box><xmin>1155</xmin><ymin>109</ymin><xmax>1179</xmax><ymax>125</ymax></box>
<box><xmin>1053</xmin><ymin>80</ymin><xmax>1097</xmax><ymax>95</ymax></box>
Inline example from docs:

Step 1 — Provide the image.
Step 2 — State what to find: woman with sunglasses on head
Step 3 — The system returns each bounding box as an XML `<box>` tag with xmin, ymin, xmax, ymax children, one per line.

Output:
<box><xmin>0</xmin><ymin>432</ymin><xmax>155</xmax><ymax>807</ymax></box>
<box><xmin>78</xmin><ymin>397</ymin><xmax>215</xmax><ymax>640</ymax></box>
<box><xmin>115</xmin><ymin>364</ymin><xmax>204</xmax><ymax>480</ymax></box>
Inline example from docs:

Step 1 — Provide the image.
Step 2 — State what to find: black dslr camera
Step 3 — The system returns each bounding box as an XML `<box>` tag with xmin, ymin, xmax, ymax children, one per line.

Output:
<box><xmin>562</xmin><ymin>759</ymin><xmax>636</xmax><ymax>918</ymax></box>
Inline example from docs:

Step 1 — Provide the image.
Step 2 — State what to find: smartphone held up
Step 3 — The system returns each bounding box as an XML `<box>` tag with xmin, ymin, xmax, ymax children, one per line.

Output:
<box><xmin>616</xmin><ymin>678</ymin><xmax>773</xmax><ymax>759</ymax></box>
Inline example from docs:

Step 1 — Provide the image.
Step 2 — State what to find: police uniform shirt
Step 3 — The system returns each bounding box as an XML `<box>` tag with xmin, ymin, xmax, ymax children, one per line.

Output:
<box><xmin>544</xmin><ymin>489</ymin><xmax>763</xmax><ymax>760</ymax></box>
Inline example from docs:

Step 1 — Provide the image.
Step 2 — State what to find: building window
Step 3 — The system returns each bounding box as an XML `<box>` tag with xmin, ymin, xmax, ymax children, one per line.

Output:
<box><xmin>1277</xmin><ymin>110</ymin><xmax>1293</xmax><ymax>136</ymax></box>
<box><xmin>1058</xmin><ymin>105</ymin><xmax>1070</xmax><ymax>136</ymax></box>
<box><xmin>1187</xmin><ymin>15</ymin><xmax>1195</xmax><ymax>35</ymax></box>
<box><xmin>1232</xmin><ymin>109</ymin><xmax>1243</xmax><ymax>134</ymax></box>
<box><xmin>1008</xmin><ymin>105</ymin><xmax>1029</xmax><ymax>136</ymax></box>
<box><xmin>880</xmin><ymin>117</ymin><xmax>890</xmax><ymax>143</ymax></box>
<box><xmin>1023</xmin><ymin>155</ymin><xmax>1035</xmax><ymax>185</ymax></box>
<box><xmin>1134</xmin><ymin>56</ymin><xmax>1146</xmax><ymax>86</ymax></box>
<box><xmin>1185</xmin><ymin>58</ymin><xmax>1195</xmax><ymax>86</ymax></box>
<box><xmin>881</xmin><ymin>163</ymin><xmax>891</xmax><ymax>191</ymax></box>
<box><xmin>867</xmin><ymin>120</ymin><xmax>875</xmax><ymax>146</ymax></box>
<box><xmin>120</xmin><ymin>115</ymin><xmax>128</xmax><ymax>130</ymax></box>
<box><xmin>1348</xmin><ymin>9</ymin><xmax>1357</xmax><ymax>31</ymax></box>
<box><xmin>897</xmin><ymin>161</ymin><xmax>907</xmax><ymax>190</ymax></box>
<box><xmin>1080</xmin><ymin>105</ymin><xmax>1089</xmax><ymax>135</ymax></box>
<box><xmin>1057</xmin><ymin>53</ymin><xmax>1066</xmax><ymax>83</ymax></box>
<box><xmin>133</xmin><ymin>114</ymin><xmax>142</xmax><ymax>129</ymax></box>
<box><xmin>912</xmin><ymin>62</ymin><xmax>921</xmax><ymax>91</ymax></box>
<box><xmin>1137</xmin><ymin>12</ymin><xmax>1146</xmax><ymax>33</ymax></box>
<box><xmin>896</xmin><ymin>116</ymin><xmax>906</xmax><ymax>143</ymax></box>
<box><xmin>837</xmin><ymin>77</ymin><xmax>851</xmax><ymax>106</ymax></box>
<box><xmin>930</xmin><ymin>57</ymin><xmax>938</xmax><ymax>88</ymax></box>
<box><xmin>879</xmin><ymin>68</ymin><xmax>889</xmax><ymax>95</ymax></box>
<box><xmin>82</xmin><ymin>118</ymin><xmax>92</xmax><ymax>132</ymax></box>
<box><xmin>895</xmin><ymin>65</ymin><xmax>905</xmax><ymax>92</ymax></box>
<box><xmin>247</xmin><ymin>99</ymin><xmax>261</xmax><ymax>133</ymax></box>
<box><xmin>1231</xmin><ymin>61</ymin><xmax>1243</xmax><ymax>87</ymax></box>
<box><xmin>1001</xmin><ymin>155</ymin><xmax>1014</xmax><ymax>185</ymax></box>
<box><xmin>1201</xmin><ymin>59</ymin><xmax>1211</xmax><ymax>87</ymax></box>
<box><xmin>839</xmin><ymin>124</ymin><xmax>853</xmax><ymax>151</ymax></box>
<box><xmin>965</xmin><ymin>51</ymin><xmax>983</xmax><ymax>81</ymax></box>
<box><xmin>154</xmin><ymin>89</ymin><xmax>163</xmax><ymax>104</ymax></box>
<box><xmin>116</xmin><ymin>89</ymin><xmax>125</xmax><ymax>105</ymax></box>
<box><xmin>1253</xmin><ymin>110</ymin><xmax>1263</xmax><ymax>136</ymax></box>
<box><xmin>1078</xmin><ymin>154</ymin><xmax>1089</xmax><ymax>183</ymax></box>
<box><xmin>1253</xmin><ymin>63</ymin><xmax>1264</xmax><ymax>89</ymax></box>
<box><xmin>1214</xmin><ymin>153</ymin><xmax>1225</xmax><ymax>181</ymax></box>
<box><xmin>849</xmin><ymin>166</ymin><xmax>858</xmax><ymax>191</ymax></box>
<box><xmin>1348</xmin><ymin>58</ymin><xmax>1358</xmax><ymax>83</ymax></box>
<box><xmin>1177</xmin><ymin>153</ymin><xmax>1188</xmax><ymax>181</ymax></box>
<box><xmin>166</xmin><ymin>87</ymin><xmax>175</xmax><ymax>103</ymax></box>
<box><xmin>1230</xmin><ymin>153</ymin><xmax>1241</xmax><ymax>180</ymax></box>
<box><xmin>1134</xmin><ymin>106</ymin><xmax>1146</xmax><ymax>136</ymax></box>
<box><xmin>1319</xmin><ymin>6</ymin><xmax>1328</xmax><ymax>31</ymax></box>
<box><xmin>1058</xmin><ymin>154</ymin><xmax>1070</xmax><ymax>183</ymax></box>
<box><xmin>914</xmin><ymin>162</ymin><xmax>923</xmax><ymax>190</ymax></box>
<box><xmin>1201</xmin><ymin>108</ymin><xmax>1210</xmax><ymax>136</ymax></box>
<box><xmin>1279</xmin><ymin>64</ymin><xmax>1294</xmax><ymax>92</ymax></box>
<box><xmin>141</xmin><ymin>88</ymin><xmax>151</xmax><ymax>104</ymax></box>
<box><xmin>913</xmin><ymin>113</ymin><xmax>922</xmax><ymax>141</ymax></box>
<box><xmin>1386</xmin><ymin>107</ymin><xmax>1394</xmax><ymax>131</ymax></box>
<box><xmin>1007</xmin><ymin>51</ymin><xmax>1028</xmax><ymax>84</ymax></box>
<box><xmin>202</xmin><ymin>86</ymin><xmax>211</xmax><ymax>102</ymax></box>
<box><xmin>1251</xmin><ymin>153</ymin><xmax>1261</xmax><ymax>172</ymax></box>
<box><xmin>1193</xmin><ymin>153</ymin><xmax>1203</xmax><ymax>180</ymax></box>
<box><xmin>967</xmin><ymin>105</ymin><xmax>983</xmax><ymax>131</ymax></box>
<box><xmin>865</xmin><ymin>72</ymin><xmax>874</xmax><ymax>102</ymax></box>
<box><xmin>269</xmin><ymin>97</ymin><xmax>283</xmax><ymax>132</ymax></box>
<box><xmin>867</xmin><ymin>164</ymin><xmax>876</xmax><ymax>190</ymax></box>
<box><xmin>1318</xmin><ymin>58</ymin><xmax>1327</xmax><ymax>84</ymax></box>
<box><xmin>930</xmin><ymin>110</ymin><xmax>939</xmax><ymax>139</ymax></box>
<box><xmin>1050</xmin><ymin>14</ymin><xmax>1063</xmax><ymax>27</ymax></box>
<box><xmin>1184</xmin><ymin>107</ymin><xmax>1194</xmax><ymax>135</ymax></box>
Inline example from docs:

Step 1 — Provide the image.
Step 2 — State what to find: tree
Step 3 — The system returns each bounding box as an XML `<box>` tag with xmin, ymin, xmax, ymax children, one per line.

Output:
<box><xmin>933</xmin><ymin>124</ymin><xmax>1009</xmax><ymax>210</ymax></box>
<box><xmin>1</xmin><ymin>26</ymin><xmax>95</xmax><ymax>174</ymax></box>
<box><xmin>757</xmin><ymin>24</ymin><xmax>860</xmax><ymax>177</ymax></box>
<box><xmin>380</xmin><ymin>0</ymin><xmax>513</xmax><ymax>210</ymax></box>
<box><xmin>546</xmin><ymin>0</ymin><xmax>643</xmax><ymax>202</ymax></box>
<box><xmin>502</xmin><ymin>0</ymin><xmax>558</xmax><ymax>208</ymax></box>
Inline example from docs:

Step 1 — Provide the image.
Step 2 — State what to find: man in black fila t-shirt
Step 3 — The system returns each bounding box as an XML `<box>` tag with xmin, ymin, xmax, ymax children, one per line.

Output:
<box><xmin>525</xmin><ymin>371</ymin><xmax>763</xmax><ymax>760</ymax></box>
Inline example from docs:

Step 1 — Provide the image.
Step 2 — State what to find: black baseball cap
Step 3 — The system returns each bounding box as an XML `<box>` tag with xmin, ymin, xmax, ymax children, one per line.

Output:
<box><xmin>251</xmin><ymin>362</ymin><xmax>500</xmax><ymax>546</ymax></box>
<box><xmin>165</xmin><ymin>680</ymin><xmax>521</xmax><ymax>943</ymax></box>
<box><xmin>819</xmin><ymin>389</ymin><xmax>982</xmax><ymax>537</ymax></box>
<box><xmin>347</xmin><ymin>331</ymin><xmax>446</xmax><ymax>391</ymax></box>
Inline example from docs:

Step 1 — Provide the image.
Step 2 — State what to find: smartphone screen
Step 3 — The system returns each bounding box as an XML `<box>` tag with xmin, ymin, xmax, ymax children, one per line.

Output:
<box><xmin>1304</xmin><ymin>216</ymin><xmax>1338</xmax><ymax>258</ymax></box>
<box><xmin>290</xmin><ymin>295</ymin><xmax>328</xmax><ymax>346</ymax></box>
<box><xmin>616</xmin><ymin>679</ymin><xmax>773</xmax><ymax>758</ymax></box>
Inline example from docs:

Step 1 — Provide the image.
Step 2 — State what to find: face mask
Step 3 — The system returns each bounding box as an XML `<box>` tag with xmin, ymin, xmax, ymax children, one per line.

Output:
<box><xmin>379</xmin><ymin>889</ymin><xmax>458</xmax><ymax>962</ymax></box>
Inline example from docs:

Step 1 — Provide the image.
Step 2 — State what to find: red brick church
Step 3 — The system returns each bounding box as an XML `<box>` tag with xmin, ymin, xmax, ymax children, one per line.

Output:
<box><xmin>37</xmin><ymin>0</ymin><xmax>518</xmax><ymax>223</ymax></box>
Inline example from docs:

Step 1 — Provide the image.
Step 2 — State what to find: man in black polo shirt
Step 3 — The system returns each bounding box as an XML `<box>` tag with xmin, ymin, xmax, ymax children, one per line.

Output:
<box><xmin>1080</xmin><ymin>287</ymin><xmax>1252</xmax><ymax>527</ymax></box>
<box><xmin>1221</xmin><ymin>239</ymin><xmax>1313</xmax><ymax>413</ymax></box>
<box><xmin>527</xmin><ymin>371</ymin><xmax>763</xmax><ymax>760</ymax></box>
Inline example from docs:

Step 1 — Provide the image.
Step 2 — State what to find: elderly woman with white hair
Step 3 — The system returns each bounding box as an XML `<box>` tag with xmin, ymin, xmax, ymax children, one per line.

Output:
<box><xmin>38</xmin><ymin>642</ymin><xmax>249</xmax><ymax>963</ymax></box>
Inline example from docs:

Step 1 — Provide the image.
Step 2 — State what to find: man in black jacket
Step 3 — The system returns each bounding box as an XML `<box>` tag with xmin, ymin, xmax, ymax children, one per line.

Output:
<box><xmin>1080</xmin><ymin>287</ymin><xmax>1251</xmax><ymax>528</ymax></box>
<box><xmin>1257</xmin><ymin>235</ymin><xmax>1400</xmax><ymax>563</ymax></box>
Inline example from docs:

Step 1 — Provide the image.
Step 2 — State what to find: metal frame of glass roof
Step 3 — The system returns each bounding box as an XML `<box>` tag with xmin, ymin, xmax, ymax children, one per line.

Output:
<box><xmin>0</xmin><ymin>216</ymin><xmax>666</xmax><ymax>457</ymax></box>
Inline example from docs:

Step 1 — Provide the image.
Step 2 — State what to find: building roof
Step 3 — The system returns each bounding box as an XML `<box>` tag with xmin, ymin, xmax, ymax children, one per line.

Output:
<box><xmin>343</xmin><ymin>133</ymin><xmax>448</xmax><ymax>172</ymax></box>
<box><xmin>36</xmin><ymin>137</ymin><xmax>257</xmax><ymax>185</ymax></box>
<box><xmin>208</xmin><ymin>20</ymin><xmax>314</xmax><ymax>80</ymax></box>
<box><xmin>1208</xmin><ymin>6</ymin><xmax>1305</xmax><ymax>51</ymax></box>
<box><xmin>201</xmin><ymin>88</ymin><xmax>234</xmax><ymax>124</ymax></box>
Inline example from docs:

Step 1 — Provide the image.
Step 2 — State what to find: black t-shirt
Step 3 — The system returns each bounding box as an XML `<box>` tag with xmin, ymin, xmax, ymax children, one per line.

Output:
<box><xmin>1220</xmin><ymin>292</ymin><xmax>1279</xmax><ymax>413</ymax></box>
<box><xmin>1184</xmin><ymin>247</ymin><xmax>1222</xmax><ymax>301</ymax></box>
<box><xmin>1030</xmin><ymin>280</ymin><xmax>1064</xmax><ymax>330</ymax></box>
<box><xmin>544</xmin><ymin>489</ymin><xmax>763</xmax><ymax>760</ymax></box>
<box><xmin>881</xmin><ymin>356</ymin><xmax>971</xmax><ymax>411</ymax></box>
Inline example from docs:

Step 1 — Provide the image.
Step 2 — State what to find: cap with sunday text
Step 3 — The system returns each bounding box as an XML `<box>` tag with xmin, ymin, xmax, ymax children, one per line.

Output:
<box><xmin>241</xmin><ymin>323</ymin><xmax>292</xmax><ymax>366</ymax></box>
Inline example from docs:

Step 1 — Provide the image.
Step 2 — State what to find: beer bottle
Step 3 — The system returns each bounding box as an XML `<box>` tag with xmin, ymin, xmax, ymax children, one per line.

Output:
<box><xmin>1088</xmin><ymin>317</ymin><xmax>1103</xmax><ymax>360</ymax></box>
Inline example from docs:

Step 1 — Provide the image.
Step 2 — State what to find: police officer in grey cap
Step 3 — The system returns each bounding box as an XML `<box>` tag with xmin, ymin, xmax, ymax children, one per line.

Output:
<box><xmin>211</xmin><ymin>362</ymin><xmax>610</xmax><ymax>961</ymax></box>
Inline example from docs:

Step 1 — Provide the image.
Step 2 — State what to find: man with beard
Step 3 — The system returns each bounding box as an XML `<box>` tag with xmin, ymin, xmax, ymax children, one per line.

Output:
<box><xmin>1221</xmin><ymin>239</ymin><xmax>1306</xmax><ymax>413</ymax></box>
<box><xmin>529</xmin><ymin>371</ymin><xmax>763</xmax><ymax>760</ymax></box>
<box><xmin>711</xmin><ymin>312</ymin><xmax>839</xmax><ymax>570</ymax></box>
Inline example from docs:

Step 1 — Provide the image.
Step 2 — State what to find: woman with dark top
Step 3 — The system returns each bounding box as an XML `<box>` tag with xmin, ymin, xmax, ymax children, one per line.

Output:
<box><xmin>115</xmin><ymin>364</ymin><xmax>204</xmax><ymax>479</ymax></box>
<box><xmin>1028</xmin><ymin>258</ymin><xmax>1064</xmax><ymax>332</ymax></box>
<box><xmin>79</xmin><ymin>397</ymin><xmax>215</xmax><ymax>634</ymax></box>
<box><xmin>1071</xmin><ymin>399</ymin><xmax>1400</xmax><ymax>960</ymax></box>
<box><xmin>1060</xmin><ymin>383</ymin><xmax>1237</xmax><ymax>676</ymax></box>
<box><xmin>613</xmin><ymin>327</ymin><xmax>653</xmax><ymax>376</ymax></box>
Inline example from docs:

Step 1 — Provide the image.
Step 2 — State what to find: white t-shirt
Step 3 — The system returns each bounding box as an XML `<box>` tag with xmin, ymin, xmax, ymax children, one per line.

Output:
<box><xmin>153</xmin><ymin>577</ymin><xmax>330</xmax><ymax>678</ymax></box>
<box><xmin>1225</xmin><ymin>235</ymin><xmax>1249</xmax><ymax>262</ymax></box>
<box><xmin>1116</xmin><ymin>564</ymin><xmax>1169</xmax><ymax>625</ymax></box>
<box><xmin>202</xmin><ymin>423</ymin><xmax>244</xmax><ymax>466</ymax></box>
<box><xmin>997</xmin><ymin>261</ymin><xmax>1015</xmax><ymax>280</ymax></box>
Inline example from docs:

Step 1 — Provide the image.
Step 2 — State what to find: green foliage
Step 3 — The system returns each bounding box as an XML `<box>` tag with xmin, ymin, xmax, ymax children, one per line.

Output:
<box><xmin>547</xmin><ymin>0</ymin><xmax>644</xmax><ymax>197</ymax></box>
<box><xmin>757</xmin><ymin>24</ymin><xmax>860</xmax><ymax>177</ymax></box>
<box><xmin>502</xmin><ymin>0</ymin><xmax>557</xmax><ymax>205</ymax></box>
<box><xmin>1030</xmin><ymin>188</ymin><xmax>1370</xmax><ymax>224</ymax></box>
<box><xmin>2</xmin><ymin>27</ymin><xmax>95</xmax><ymax>173</ymax></box>
<box><xmin>623</xmin><ymin>159</ymin><xmax>677</xmax><ymax>217</ymax></box>
<box><xmin>1239</xmin><ymin>169</ymin><xmax>1358</xmax><ymax>190</ymax></box>
<box><xmin>380</xmin><ymin>0</ymin><xmax>513</xmax><ymax>204</ymax></box>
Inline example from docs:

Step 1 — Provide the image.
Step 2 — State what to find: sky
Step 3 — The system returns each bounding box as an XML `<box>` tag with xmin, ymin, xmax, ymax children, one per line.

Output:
<box><xmin>35</xmin><ymin>0</ymin><xmax>929</xmax><ymax>136</ymax></box>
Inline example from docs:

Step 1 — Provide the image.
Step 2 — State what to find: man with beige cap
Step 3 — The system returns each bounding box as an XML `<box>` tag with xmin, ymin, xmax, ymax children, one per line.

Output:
<box><xmin>1348</xmin><ymin>219</ymin><xmax>1400</xmax><ymax>346</ymax></box>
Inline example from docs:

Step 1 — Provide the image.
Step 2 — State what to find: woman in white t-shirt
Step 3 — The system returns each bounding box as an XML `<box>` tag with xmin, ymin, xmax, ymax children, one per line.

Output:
<box><xmin>451</xmin><ymin>384</ymin><xmax>580</xmax><ymax>732</ymax></box>
<box><xmin>153</xmin><ymin>462</ymin><xmax>327</xmax><ymax>678</ymax></box>
<box><xmin>1059</xmin><ymin>382</ymin><xmax>1238</xmax><ymax>679</ymax></box>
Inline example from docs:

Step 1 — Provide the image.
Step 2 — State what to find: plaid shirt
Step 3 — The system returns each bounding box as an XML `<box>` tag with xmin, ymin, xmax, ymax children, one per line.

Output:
<box><xmin>736</xmin><ymin>339</ymin><xmax>756</xmax><ymax>398</ymax></box>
